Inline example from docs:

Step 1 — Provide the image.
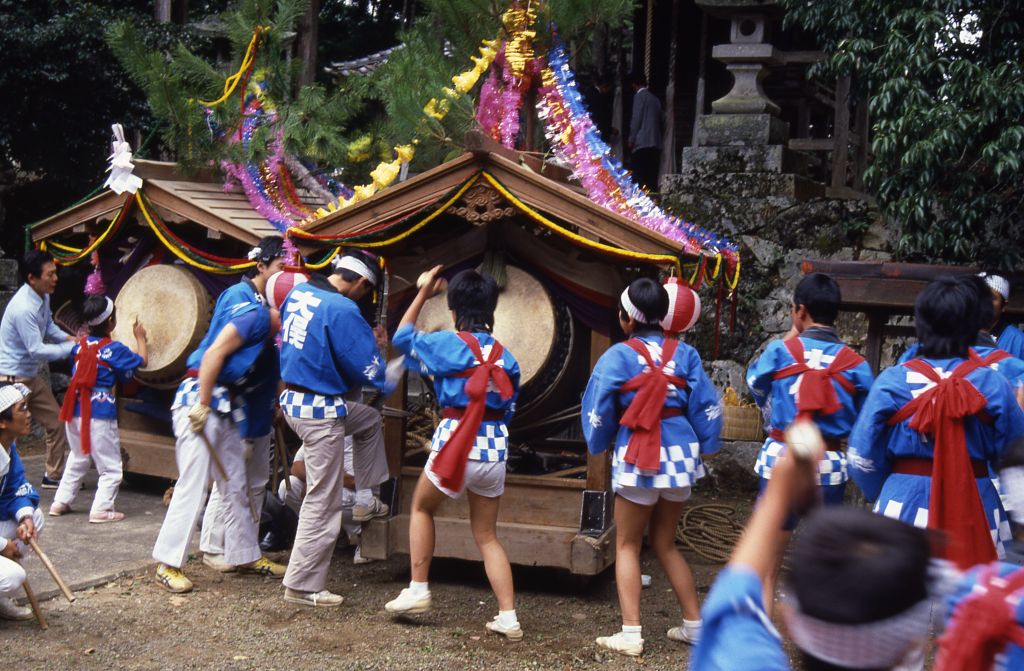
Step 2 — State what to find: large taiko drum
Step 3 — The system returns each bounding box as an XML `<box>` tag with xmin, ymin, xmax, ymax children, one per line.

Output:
<box><xmin>415</xmin><ymin>265</ymin><xmax>582</xmax><ymax>434</ymax></box>
<box><xmin>110</xmin><ymin>264</ymin><xmax>212</xmax><ymax>388</ymax></box>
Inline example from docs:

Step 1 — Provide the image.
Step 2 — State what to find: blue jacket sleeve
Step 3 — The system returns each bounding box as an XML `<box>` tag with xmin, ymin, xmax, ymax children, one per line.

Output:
<box><xmin>987</xmin><ymin>373</ymin><xmax>1024</xmax><ymax>456</ymax></box>
<box><xmin>746</xmin><ymin>342</ymin><xmax>782</xmax><ymax>408</ymax></box>
<box><xmin>106</xmin><ymin>341</ymin><xmax>145</xmax><ymax>383</ymax></box>
<box><xmin>684</xmin><ymin>347</ymin><xmax>723</xmax><ymax>455</ymax></box>
<box><xmin>581</xmin><ymin>346</ymin><xmax>629</xmax><ymax>455</ymax></box>
<box><xmin>897</xmin><ymin>343</ymin><xmax>919</xmax><ymax>365</ymax></box>
<box><xmin>328</xmin><ymin>303</ymin><xmax>386</xmax><ymax>391</ymax></box>
<box><xmin>847</xmin><ymin>369</ymin><xmax>901</xmax><ymax>502</ymax></box>
<box><xmin>849</xmin><ymin>358</ymin><xmax>876</xmax><ymax>414</ymax></box>
<box><xmin>0</xmin><ymin>448</ymin><xmax>38</xmax><ymax>522</ymax></box>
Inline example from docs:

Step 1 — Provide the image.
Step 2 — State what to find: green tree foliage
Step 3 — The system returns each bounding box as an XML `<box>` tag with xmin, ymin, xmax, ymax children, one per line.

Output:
<box><xmin>780</xmin><ymin>1</ymin><xmax>1024</xmax><ymax>268</ymax></box>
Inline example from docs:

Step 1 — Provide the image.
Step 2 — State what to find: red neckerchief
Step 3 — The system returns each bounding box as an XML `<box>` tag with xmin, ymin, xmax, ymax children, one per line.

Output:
<box><xmin>58</xmin><ymin>337</ymin><xmax>112</xmax><ymax>456</ymax></box>
<box><xmin>429</xmin><ymin>332</ymin><xmax>514</xmax><ymax>492</ymax></box>
<box><xmin>977</xmin><ymin>347</ymin><xmax>1012</xmax><ymax>367</ymax></box>
<box><xmin>771</xmin><ymin>338</ymin><xmax>865</xmax><ymax>422</ymax></box>
<box><xmin>886</xmin><ymin>354</ymin><xmax>994</xmax><ymax>569</ymax></box>
<box><xmin>936</xmin><ymin>564</ymin><xmax>1024</xmax><ymax>671</ymax></box>
<box><xmin>618</xmin><ymin>337</ymin><xmax>688</xmax><ymax>472</ymax></box>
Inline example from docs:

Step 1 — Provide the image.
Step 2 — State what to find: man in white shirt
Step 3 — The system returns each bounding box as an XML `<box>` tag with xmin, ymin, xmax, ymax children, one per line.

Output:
<box><xmin>0</xmin><ymin>251</ymin><xmax>75</xmax><ymax>488</ymax></box>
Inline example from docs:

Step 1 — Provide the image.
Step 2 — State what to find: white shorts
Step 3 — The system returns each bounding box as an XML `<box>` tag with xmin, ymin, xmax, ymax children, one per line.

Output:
<box><xmin>614</xmin><ymin>484</ymin><xmax>692</xmax><ymax>506</ymax></box>
<box><xmin>425</xmin><ymin>451</ymin><xmax>506</xmax><ymax>499</ymax></box>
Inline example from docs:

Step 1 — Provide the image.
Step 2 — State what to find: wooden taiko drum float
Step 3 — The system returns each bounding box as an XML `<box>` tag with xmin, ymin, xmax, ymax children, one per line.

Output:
<box><xmin>110</xmin><ymin>265</ymin><xmax>213</xmax><ymax>387</ymax></box>
<box><xmin>111</xmin><ymin>265</ymin><xmax>212</xmax><ymax>478</ymax></box>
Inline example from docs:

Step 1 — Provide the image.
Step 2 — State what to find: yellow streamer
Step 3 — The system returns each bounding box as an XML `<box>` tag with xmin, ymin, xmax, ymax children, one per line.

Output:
<box><xmin>480</xmin><ymin>173</ymin><xmax>684</xmax><ymax>276</ymax></box>
<box><xmin>135</xmin><ymin>193</ymin><xmax>255</xmax><ymax>274</ymax></box>
<box><xmin>44</xmin><ymin>195</ymin><xmax>133</xmax><ymax>266</ymax></box>
<box><xmin>196</xmin><ymin>27</ymin><xmax>267</xmax><ymax>108</ymax></box>
<box><xmin>289</xmin><ymin>174</ymin><xmax>481</xmax><ymax>249</ymax></box>
<box><xmin>725</xmin><ymin>259</ymin><xmax>741</xmax><ymax>291</ymax></box>
<box><xmin>304</xmin><ymin>246</ymin><xmax>341</xmax><ymax>270</ymax></box>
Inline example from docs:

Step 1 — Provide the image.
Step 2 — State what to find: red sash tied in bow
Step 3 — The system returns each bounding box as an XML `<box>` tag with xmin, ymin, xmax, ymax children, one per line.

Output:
<box><xmin>619</xmin><ymin>337</ymin><xmax>688</xmax><ymax>472</ymax></box>
<box><xmin>936</xmin><ymin>565</ymin><xmax>1024</xmax><ymax>671</ymax></box>
<box><xmin>886</xmin><ymin>355</ymin><xmax>994</xmax><ymax>569</ymax></box>
<box><xmin>772</xmin><ymin>338</ymin><xmax>865</xmax><ymax>421</ymax></box>
<box><xmin>58</xmin><ymin>338</ymin><xmax>111</xmax><ymax>456</ymax></box>
<box><xmin>430</xmin><ymin>332</ymin><xmax>514</xmax><ymax>492</ymax></box>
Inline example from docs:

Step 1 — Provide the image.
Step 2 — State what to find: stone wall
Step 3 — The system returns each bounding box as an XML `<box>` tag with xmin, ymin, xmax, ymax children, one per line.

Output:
<box><xmin>660</xmin><ymin>147</ymin><xmax>895</xmax><ymax>491</ymax></box>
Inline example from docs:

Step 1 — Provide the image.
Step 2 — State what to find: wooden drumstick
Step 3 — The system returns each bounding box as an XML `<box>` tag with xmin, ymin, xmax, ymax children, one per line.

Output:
<box><xmin>21</xmin><ymin>576</ymin><xmax>47</xmax><ymax>630</ymax></box>
<box><xmin>195</xmin><ymin>431</ymin><xmax>230</xmax><ymax>482</ymax></box>
<box><xmin>27</xmin><ymin>538</ymin><xmax>74</xmax><ymax>603</ymax></box>
<box><xmin>275</xmin><ymin>425</ymin><xmax>291</xmax><ymax>492</ymax></box>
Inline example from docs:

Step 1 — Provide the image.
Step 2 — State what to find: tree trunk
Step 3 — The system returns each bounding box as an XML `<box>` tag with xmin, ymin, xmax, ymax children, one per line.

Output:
<box><xmin>155</xmin><ymin>0</ymin><xmax>171</xmax><ymax>23</ymax></box>
<box><xmin>659</xmin><ymin>0</ymin><xmax>679</xmax><ymax>179</ymax></box>
<box><xmin>297</xmin><ymin>0</ymin><xmax>320</xmax><ymax>88</ymax></box>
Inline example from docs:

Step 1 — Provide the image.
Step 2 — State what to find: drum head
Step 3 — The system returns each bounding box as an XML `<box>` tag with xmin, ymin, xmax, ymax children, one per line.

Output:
<box><xmin>111</xmin><ymin>264</ymin><xmax>212</xmax><ymax>388</ymax></box>
<box><xmin>416</xmin><ymin>265</ymin><xmax>556</xmax><ymax>386</ymax></box>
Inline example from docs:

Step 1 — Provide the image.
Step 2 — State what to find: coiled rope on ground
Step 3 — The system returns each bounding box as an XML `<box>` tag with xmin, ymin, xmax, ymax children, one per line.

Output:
<box><xmin>676</xmin><ymin>504</ymin><xmax>743</xmax><ymax>563</ymax></box>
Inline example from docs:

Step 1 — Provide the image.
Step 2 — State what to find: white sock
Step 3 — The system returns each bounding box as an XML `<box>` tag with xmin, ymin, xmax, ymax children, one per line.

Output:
<box><xmin>408</xmin><ymin>580</ymin><xmax>429</xmax><ymax>597</ymax></box>
<box><xmin>497</xmin><ymin>609</ymin><xmax>518</xmax><ymax>627</ymax></box>
<box><xmin>683</xmin><ymin>618</ymin><xmax>703</xmax><ymax>639</ymax></box>
<box><xmin>621</xmin><ymin>625</ymin><xmax>642</xmax><ymax>643</ymax></box>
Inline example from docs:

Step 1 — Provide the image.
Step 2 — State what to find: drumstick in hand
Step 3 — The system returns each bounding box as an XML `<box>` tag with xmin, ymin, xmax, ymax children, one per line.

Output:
<box><xmin>27</xmin><ymin>538</ymin><xmax>74</xmax><ymax>603</ymax></box>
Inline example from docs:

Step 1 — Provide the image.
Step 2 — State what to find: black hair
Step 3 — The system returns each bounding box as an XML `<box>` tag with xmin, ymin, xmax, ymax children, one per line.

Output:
<box><xmin>958</xmin><ymin>274</ymin><xmax>996</xmax><ymax>333</ymax></box>
<box><xmin>915</xmin><ymin>276</ymin><xmax>979</xmax><ymax>359</ymax></box>
<box><xmin>334</xmin><ymin>249</ymin><xmax>382</xmax><ymax>288</ymax></box>
<box><xmin>787</xmin><ymin>507</ymin><xmax>931</xmax><ymax>625</ymax></box>
<box><xmin>629</xmin><ymin>71</ymin><xmax>648</xmax><ymax>87</ymax></box>
<box><xmin>447</xmin><ymin>269</ymin><xmax>498</xmax><ymax>333</ymax></box>
<box><xmin>0</xmin><ymin>384</ymin><xmax>24</xmax><ymax>423</ymax></box>
<box><xmin>618</xmin><ymin>278</ymin><xmax>668</xmax><ymax>326</ymax></box>
<box><xmin>245</xmin><ymin>235</ymin><xmax>286</xmax><ymax>277</ymax></box>
<box><xmin>22</xmin><ymin>249</ymin><xmax>55</xmax><ymax>283</ymax></box>
<box><xmin>81</xmin><ymin>295</ymin><xmax>115</xmax><ymax>337</ymax></box>
<box><xmin>793</xmin><ymin>272</ymin><xmax>841</xmax><ymax>326</ymax></box>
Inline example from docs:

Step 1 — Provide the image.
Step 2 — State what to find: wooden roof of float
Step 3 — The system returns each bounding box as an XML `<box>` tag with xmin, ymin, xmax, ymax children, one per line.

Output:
<box><xmin>295</xmin><ymin>132</ymin><xmax>700</xmax><ymax>262</ymax></box>
<box><xmin>32</xmin><ymin>160</ymin><xmax>324</xmax><ymax>245</ymax></box>
<box><xmin>803</xmin><ymin>259</ymin><xmax>1024</xmax><ymax>317</ymax></box>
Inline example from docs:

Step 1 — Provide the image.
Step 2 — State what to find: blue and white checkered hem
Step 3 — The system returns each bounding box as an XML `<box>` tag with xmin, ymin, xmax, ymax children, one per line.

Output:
<box><xmin>430</xmin><ymin>418</ymin><xmax>508</xmax><ymax>463</ymax></box>
<box><xmin>279</xmin><ymin>390</ymin><xmax>347</xmax><ymax>420</ymax></box>
<box><xmin>754</xmin><ymin>436</ymin><xmax>848</xmax><ymax>486</ymax></box>
<box><xmin>611</xmin><ymin>441</ymin><xmax>705</xmax><ymax>489</ymax></box>
<box><xmin>171</xmin><ymin>378</ymin><xmax>244</xmax><ymax>423</ymax></box>
<box><xmin>875</xmin><ymin>497</ymin><xmax>1012</xmax><ymax>559</ymax></box>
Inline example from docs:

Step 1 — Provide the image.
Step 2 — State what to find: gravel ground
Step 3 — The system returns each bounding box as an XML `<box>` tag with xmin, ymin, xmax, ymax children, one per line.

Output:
<box><xmin>0</xmin><ymin>509</ymin><xmax>748</xmax><ymax>670</ymax></box>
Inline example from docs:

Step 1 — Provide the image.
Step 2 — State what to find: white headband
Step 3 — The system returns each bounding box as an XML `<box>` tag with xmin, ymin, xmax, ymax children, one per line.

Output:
<box><xmin>334</xmin><ymin>255</ymin><xmax>377</xmax><ymax>286</ymax></box>
<box><xmin>783</xmin><ymin>597</ymin><xmax>931</xmax><ymax>668</ymax></box>
<box><xmin>979</xmin><ymin>272</ymin><xmax>1010</xmax><ymax>301</ymax></box>
<box><xmin>0</xmin><ymin>383</ymin><xmax>30</xmax><ymax>415</ymax></box>
<box><xmin>87</xmin><ymin>297</ymin><xmax>115</xmax><ymax>326</ymax></box>
<box><xmin>619</xmin><ymin>287</ymin><xmax>649</xmax><ymax>324</ymax></box>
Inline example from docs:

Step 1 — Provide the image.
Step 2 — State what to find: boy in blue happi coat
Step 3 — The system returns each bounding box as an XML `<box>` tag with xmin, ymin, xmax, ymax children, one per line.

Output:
<box><xmin>0</xmin><ymin>383</ymin><xmax>44</xmax><ymax>621</ymax></box>
<box><xmin>278</xmin><ymin>249</ymin><xmax>390</xmax><ymax>608</ymax></box>
<box><xmin>51</xmin><ymin>295</ymin><xmax>147</xmax><ymax>523</ymax></box>
<box><xmin>582</xmin><ymin>278</ymin><xmax>722</xmax><ymax>657</ymax></box>
<box><xmin>384</xmin><ymin>266</ymin><xmax>523</xmax><ymax>640</ymax></box>
<box><xmin>746</xmin><ymin>272</ymin><xmax>874</xmax><ymax>610</ymax></box>
<box><xmin>153</xmin><ymin>236</ymin><xmax>288</xmax><ymax>593</ymax></box>
<box><xmin>981</xmin><ymin>272</ymin><xmax>1024</xmax><ymax>359</ymax></box>
<box><xmin>849</xmin><ymin>276</ymin><xmax>1024</xmax><ymax>570</ymax></box>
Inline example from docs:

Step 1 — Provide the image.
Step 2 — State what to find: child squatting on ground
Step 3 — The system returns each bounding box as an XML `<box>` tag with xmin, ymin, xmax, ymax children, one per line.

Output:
<box><xmin>0</xmin><ymin>383</ymin><xmax>45</xmax><ymax>621</ymax></box>
<box><xmin>384</xmin><ymin>266</ymin><xmax>523</xmax><ymax>641</ymax></box>
<box><xmin>50</xmin><ymin>295</ymin><xmax>148</xmax><ymax>523</ymax></box>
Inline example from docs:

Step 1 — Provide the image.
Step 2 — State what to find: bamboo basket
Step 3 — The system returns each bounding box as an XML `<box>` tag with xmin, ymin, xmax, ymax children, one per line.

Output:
<box><xmin>721</xmin><ymin>404</ymin><xmax>765</xmax><ymax>442</ymax></box>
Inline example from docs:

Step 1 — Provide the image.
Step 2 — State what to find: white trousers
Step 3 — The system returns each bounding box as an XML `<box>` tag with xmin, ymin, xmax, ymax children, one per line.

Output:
<box><xmin>55</xmin><ymin>418</ymin><xmax>123</xmax><ymax>514</ymax></box>
<box><xmin>152</xmin><ymin>408</ymin><xmax>259</xmax><ymax>568</ymax></box>
<box><xmin>200</xmin><ymin>434</ymin><xmax>271</xmax><ymax>557</ymax></box>
<box><xmin>0</xmin><ymin>509</ymin><xmax>44</xmax><ymax>596</ymax></box>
